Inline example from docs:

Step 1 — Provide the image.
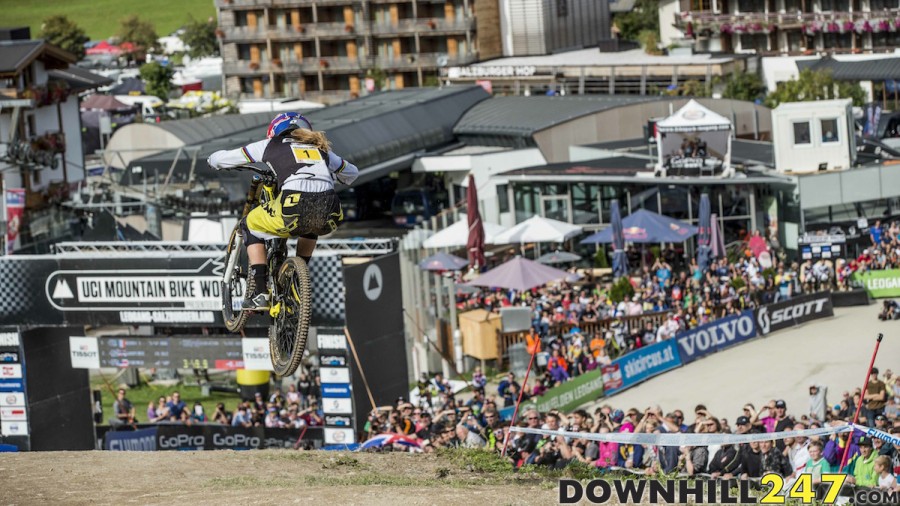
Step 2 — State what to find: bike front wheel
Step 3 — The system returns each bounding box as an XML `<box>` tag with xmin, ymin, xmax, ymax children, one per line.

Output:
<box><xmin>269</xmin><ymin>257</ymin><xmax>312</xmax><ymax>377</ymax></box>
<box><xmin>222</xmin><ymin>226</ymin><xmax>253</xmax><ymax>333</ymax></box>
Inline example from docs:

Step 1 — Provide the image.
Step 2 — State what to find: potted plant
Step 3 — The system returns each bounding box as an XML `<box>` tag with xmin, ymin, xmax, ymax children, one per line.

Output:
<box><xmin>249</xmin><ymin>61</ymin><xmax>260</xmax><ymax>71</ymax></box>
<box><xmin>272</xmin><ymin>58</ymin><xmax>282</xmax><ymax>68</ymax></box>
<box><xmin>215</xmin><ymin>28</ymin><xmax>225</xmax><ymax>38</ymax></box>
<box><xmin>427</xmin><ymin>19</ymin><xmax>437</xmax><ymax>30</ymax></box>
<box><xmin>345</xmin><ymin>24</ymin><xmax>354</xmax><ymax>33</ymax></box>
<box><xmin>319</xmin><ymin>59</ymin><xmax>329</xmax><ymax>68</ymax></box>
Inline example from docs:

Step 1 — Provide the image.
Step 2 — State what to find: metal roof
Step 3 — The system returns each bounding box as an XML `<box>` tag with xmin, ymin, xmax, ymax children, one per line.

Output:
<box><xmin>453</xmin><ymin>95</ymin><xmax>659</xmax><ymax>147</ymax></box>
<box><xmin>0</xmin><ymin>39</ymin><xmax>75</xmax><ymax>75</ymax></box>
<box><xmin>796</xmin><ymin>56</ymin><xmax>900</xmax><ymax>81</ymax></box>
<box><xmin>584</xmin><ymin>137</ymin><xmax>775</xmax><ymax>168</ymax></box>
<box><xmin>122</xmin><ymin>86</ymin><xmax>490</xmax><ymax>191</ymax></box>
<box><xmin>48</xmin><ymin>66</ymin><xmax>112</xmax><ymax>92</ymax></box>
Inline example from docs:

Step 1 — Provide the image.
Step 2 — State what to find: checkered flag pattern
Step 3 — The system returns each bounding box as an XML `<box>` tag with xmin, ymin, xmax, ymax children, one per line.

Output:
<box><xmin>309</xmin><ymin>255</ymin><xmax>345</xmax><ymax>322</ymax></box>
<box><xmin>0</xmin><ymin>258</ymin><xmax>63</xmax><ymax>325</ymax></box>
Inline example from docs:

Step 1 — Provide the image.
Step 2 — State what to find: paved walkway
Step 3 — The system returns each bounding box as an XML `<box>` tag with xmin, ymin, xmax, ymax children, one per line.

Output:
<box><xmin>584</xmin><ymin>304</ymin><xmax>899</xmax><ymax>419</ymax></box>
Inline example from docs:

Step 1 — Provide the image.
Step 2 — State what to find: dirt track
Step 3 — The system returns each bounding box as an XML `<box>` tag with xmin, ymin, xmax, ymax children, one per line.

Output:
<box><xmin>1</xmin><ymin>450</ymin><xmax>562</xmax><ymax>506</ymax></box>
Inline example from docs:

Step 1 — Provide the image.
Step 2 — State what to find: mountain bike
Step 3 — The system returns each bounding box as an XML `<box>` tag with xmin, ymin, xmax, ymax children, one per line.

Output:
<box><xmin>220</xmin><ymin>162</ymin><xmax>311</xmax><ymax>377</ymax></box>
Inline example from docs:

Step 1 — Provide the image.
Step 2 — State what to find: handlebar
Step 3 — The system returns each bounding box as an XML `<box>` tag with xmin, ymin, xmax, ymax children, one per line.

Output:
<box><xmin>214</xmin><ymin>161</ymin><xmax>277</xmax><ymax>178</ymax></box>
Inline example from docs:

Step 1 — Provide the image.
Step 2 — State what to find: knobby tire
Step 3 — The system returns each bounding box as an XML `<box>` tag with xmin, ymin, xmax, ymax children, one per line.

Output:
<box><xmin>269</xmin><ymin>257</ymin><xmax>311</xmax><ymax>377</ymax></box>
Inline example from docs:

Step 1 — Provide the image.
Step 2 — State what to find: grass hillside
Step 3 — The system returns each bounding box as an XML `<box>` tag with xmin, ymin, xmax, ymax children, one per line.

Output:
<box><xmin>0</xmin><ymin>0</ymin><xmax>217</xmax><ymax>41</ymax></box>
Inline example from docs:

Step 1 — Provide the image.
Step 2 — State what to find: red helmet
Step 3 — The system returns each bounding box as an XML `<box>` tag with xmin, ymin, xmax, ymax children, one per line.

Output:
<box><xmin>266</xmin><ymin>112</ymin><xmax>312</xmax><ymax>139</ymax></box>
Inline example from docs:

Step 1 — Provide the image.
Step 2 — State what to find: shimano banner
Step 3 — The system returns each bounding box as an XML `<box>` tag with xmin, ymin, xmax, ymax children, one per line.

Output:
<box><xmin>753</xmin><ymin>292</ymin><xmax>834</xmax><ymax>336</ymax></box>
<box><xmin>601</xmin><ymin>340</ymin><xmax>682</xmax><ymax>396</ymax></box>
<box><xmin>105</xmin><ymin>428</ymin><xmax>158</xmax><ymax>451</ymax></box>
<box><xmin>675</xmin><ymin>310</ymin><xmax>757</xmax><ymax>364</ymax></box>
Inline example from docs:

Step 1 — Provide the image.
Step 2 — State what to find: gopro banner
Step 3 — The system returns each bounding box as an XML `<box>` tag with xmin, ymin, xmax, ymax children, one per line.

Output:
<box><xmin>675</xmin><ymin>310</ymin><xmax>757</xmax><ymax>364</ymax></box>
<box><xmin>152</xmin><ymin>424</ymin><xmax>317</xmax><ymax>451</ymax></box>
<box><xmin>602</xmin><ymin>340</ymin><xmax>682</xmax><ymax>396</ymax></box>
<box><xmin>754</xmin><ymin>292</ymin><xmax>833</xmax><ymax>335</ymax></box>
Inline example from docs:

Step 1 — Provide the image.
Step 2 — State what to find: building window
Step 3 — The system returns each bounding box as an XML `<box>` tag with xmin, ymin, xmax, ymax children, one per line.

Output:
<box><xmin>793</xmin><ymin>121</ymin><xmax>811</xmax><ymax>145</ymax></box>
<box><xmin>820</xmin><ymin>118</ymin><xmax>839</xmax><ymax>143</ymax></box>
<box><xmin>497</xmin><ymin>184</ymin><xmax>509</xmax><ymax>213</ymax></box>
<box><xmin>557</xmin><ymin>0</ymin><xmax>568</xmax><ymax>17</ymax></box>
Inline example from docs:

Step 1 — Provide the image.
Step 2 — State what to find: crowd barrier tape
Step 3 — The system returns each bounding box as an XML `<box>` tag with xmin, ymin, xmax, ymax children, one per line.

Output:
<box><xmin>853</xmin><ymin>424</ymin><xmax>900</xmax><ymax>446</ymax></box>
<box><xmin>510</xmin><ymin>424</ymin><xmax>852</xmax><ymax>447</ymax></box>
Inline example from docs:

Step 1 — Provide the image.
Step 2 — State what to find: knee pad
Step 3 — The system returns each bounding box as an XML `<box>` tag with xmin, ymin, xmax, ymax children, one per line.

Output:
<box><xmin>240</xmin><ymin>218</ymin><xmax>264</xmax><ymax>247</ymax></box>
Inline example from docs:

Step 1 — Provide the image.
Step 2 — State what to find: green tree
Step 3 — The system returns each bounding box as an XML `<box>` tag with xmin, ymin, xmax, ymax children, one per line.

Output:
<box><xmin>118</xmin><ymin>15</ymin><xmax>160</xmax><ymax>54</ymax></box>
<box><xmin>765</xmin><ymin>69</ymin><xmax>866</xmax><ymax>108</ymax></box>
<box><xmin>139</xmin><ymin>61</ymin><xmax>174</xmax><ymax>102</ymax></box>
<box><xmin>721</xmin><ymin>71</ymin><xmax>766</xmax><ymax>102</ymax></box>
<box><xmin>614</xmin><ymin>0</ymin><xmax>660</xmax><ymax>42</ymax></box>
<box><xmin>181</xmin><ymin>16</ymin><xmax>218</xmax><ymax>58</ymax></box>
<box><xmin>39</xmin><ymin>15</ymin><xmax>89</xmax><ymax>60</ymax></box>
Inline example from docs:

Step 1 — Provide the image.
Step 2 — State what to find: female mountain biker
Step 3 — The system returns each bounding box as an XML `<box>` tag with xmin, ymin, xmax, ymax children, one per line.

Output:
<box><xmin>207</xmin><ymin>112</ymin><xmax>359</xmax><ymax>309</ymax></box>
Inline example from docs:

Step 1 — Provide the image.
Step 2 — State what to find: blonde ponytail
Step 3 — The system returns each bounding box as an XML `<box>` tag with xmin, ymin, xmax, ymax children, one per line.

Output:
<box><xmin>290</xmin><ymin>128</ymin><xmax>331</xmax><ymax>151</ymax></box>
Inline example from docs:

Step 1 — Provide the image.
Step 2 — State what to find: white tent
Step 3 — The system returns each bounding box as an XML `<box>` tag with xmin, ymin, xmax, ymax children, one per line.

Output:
<box><xmin>655</xmin><ymin>99</ymin><xmax>732</xmax><ymax>176</ymax></box>
<box><xmin>491</xmin><ymin>215</ymin><xmax>583</xmax><ymax>244</ymax></box>
<box><xmin>422</xmin><ymin>220</ymin><xmax>508</xmax><ymax>249</ymax></box>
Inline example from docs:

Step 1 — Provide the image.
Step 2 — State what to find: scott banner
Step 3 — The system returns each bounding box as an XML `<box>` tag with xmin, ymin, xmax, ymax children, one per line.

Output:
<box><xmin>851</xmin><ymin>270</ymin><xmax>900</xmax><ymax>298</ymax></box>
<box><xmin>601</xmin><ymin>340</ymin><xmax>682</xmax><ymax>396</ymax></box>
<box><xmin>753</xmin><ymin>292</ymin><xmax>834</xmax><ymax>336</ymax></box>
<box><xmin>675</xmin><ymin>310</ymin><xmax>757</xmax><ymax>364</ymax></box>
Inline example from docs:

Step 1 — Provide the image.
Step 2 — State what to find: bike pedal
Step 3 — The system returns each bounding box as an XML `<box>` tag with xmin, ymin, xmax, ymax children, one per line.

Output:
<box><xmin>268</xmin><ymin>302</ymin><xmax>281</xmax><ymax>318</ymax></box>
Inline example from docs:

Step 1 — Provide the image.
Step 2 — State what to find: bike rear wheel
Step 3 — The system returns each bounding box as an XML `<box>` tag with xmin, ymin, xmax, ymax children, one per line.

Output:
<box><xmin>222</xmin><ymin>226</ymin><xmax>253</xmax><ymax>333</ymax></box>
<box><xmin>269</xmin><ymin>257</ymin><xmax>312</xmax><ymax>377</ymax></box>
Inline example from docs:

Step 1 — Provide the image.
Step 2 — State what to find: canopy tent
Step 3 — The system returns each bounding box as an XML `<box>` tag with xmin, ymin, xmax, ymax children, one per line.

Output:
<box><xmin>422</xmin><ymin>220</ymin><xmax>508</xmax><ymax>249</ymax></box>
<box><xmin>85</xmin><ymin>41</ymin><xmax>122</xmax><ymax>56</ymax></box>
<box><xmin>581</xmin><ymin>209</ymin><xmax>697</xmax><ymax>244</ymax></box>
<box><xmin>465</xmin><ymin>257</ymin><xmax>570</xmax><ymax>292</ymax></box>
<box><xmin>536</xmin><ymin>251</ymin><xmax>581</xmax><ymax>264</ymax></box>
<box><xmin>491</xmin><ymin>215</ymin><xmax>582</xmax><ymax>245</ymax></box>
<box><xmin>80</xmin><ymin>94</ymin><xmax>132</xmax><ymax>111</ymax></box>
<box><xmin>110</xmin><ymin>77</ymin><xmax>146</xmax><ymax>95</ymax></box>
<box><xmin>656</xmin><ymin>99</ymin><xmax>733</xmax><ymax>175</ymax></box>
<box><xmin>419</xmin><ymin>252</ymin><xmax>468</xmax><ymax>271</ymax></box>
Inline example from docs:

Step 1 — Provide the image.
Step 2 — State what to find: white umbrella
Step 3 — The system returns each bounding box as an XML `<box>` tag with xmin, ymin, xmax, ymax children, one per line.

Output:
<box><xmin>491</xmin><ymin>215</ymin><xmax>583</xmax><ymax>245</ymax></box>
<box><xmin>423</xmin><ymin>220</ymin><xmax>508</xmax><ymax>249</ymax></box>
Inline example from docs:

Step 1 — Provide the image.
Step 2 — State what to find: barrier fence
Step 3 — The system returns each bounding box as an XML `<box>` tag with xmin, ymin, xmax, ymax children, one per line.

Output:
<box><xmin>100</xmin><ymin>423</ymin><xmax>323</xmax><ymax>451</ymax></box>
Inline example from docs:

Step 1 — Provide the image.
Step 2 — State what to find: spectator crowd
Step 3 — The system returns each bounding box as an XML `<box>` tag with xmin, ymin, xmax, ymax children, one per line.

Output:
<box><xmin>364</xmin><ymin>367</ymin><xmax>900</xmax><ymax>495</ymax></box>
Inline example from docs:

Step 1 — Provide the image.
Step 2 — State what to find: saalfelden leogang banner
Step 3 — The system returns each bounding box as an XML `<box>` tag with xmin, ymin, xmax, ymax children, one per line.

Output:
<box><xmin>852</xmin><ymin>269</ymin><xmax>900</xmax><ymax>298</ymax></box>
<box><xmin>531</xmin><ymin>368</ymin><xmax>605</xmax><ymax>414</ymax></box>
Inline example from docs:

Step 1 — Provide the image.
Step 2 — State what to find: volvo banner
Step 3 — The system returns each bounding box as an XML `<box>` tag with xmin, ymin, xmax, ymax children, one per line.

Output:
<box><xmin>753</xmin><ymin>292</ymin><xmax>834</xmax><ymax>336</ymax></box>
<box><xmin>0</xmin><ymin>252</ymin><xmax>343</xmax><ymax>328</ymax></box>
<box><xmin>675</xmin><ymin>310</ymin><xmax>757</xmax><ymax>364</ymax></box>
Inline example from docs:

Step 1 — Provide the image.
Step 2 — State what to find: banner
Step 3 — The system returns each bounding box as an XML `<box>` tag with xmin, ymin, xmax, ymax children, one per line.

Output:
<box><xmin>5</xmin><ymin>188</ymin><xmax>24</xmax><ymax>254</ymax></box>
<box><xmin>153</xmin><ymin>424</ymin><xmax>311</xmax><ymax>451</ymax></box>
<box><xmin>0</xmin><ymin>252</ymin><xmax>344</xmax><ymax>327</ymax></box>
<box><xmin>69</xmin><ymin>337</ymin><xmax>100</xmax><ymax>369</ymax></box>
<box><xmin>675</xmin><ymin>310</ymin><xmax>756</xmax><ymax>364</ymax></box>
<box><xmin>241</xmin><ymin>338</ymin><xmax>273</xmax><ymax>371</ymax></box>
<box><xmin>754</xmin><ymin>292</ymin><xmax>834</xmax><ymax>335</ymax></box>
<box><xmin>602</xmin><ymin>340</ymin><xmax>682</xmax><ymax>396</ymax></box>
<box><xmin>105</xmin><ymin>428</ymin><xmax>158</xmax><ymax>451</ymax></box>
<box><xmin>851</xmin><ymin>270</ymin><xmax>900</xmax><ymax>298</ymax></box>
<box><xmin>528</xmin><ymin>369</ymin><xmax>605</xmax><ymax>414</ymax></box>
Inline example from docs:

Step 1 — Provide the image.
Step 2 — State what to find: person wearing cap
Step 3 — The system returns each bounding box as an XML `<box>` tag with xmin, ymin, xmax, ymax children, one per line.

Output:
<box><xmin>773</xmin><ymin>400</ymin><xmax>795</xmax><ymax>451</ymax></box>
<box><xmin>864</xmin><ymin>368</ymin><xmax>889</xmax><ymax>428</ymax></box>
<box><xmin>847</xmin><ymin>437</ymin><xmax>879</xmax><ymax>487</ymax></box>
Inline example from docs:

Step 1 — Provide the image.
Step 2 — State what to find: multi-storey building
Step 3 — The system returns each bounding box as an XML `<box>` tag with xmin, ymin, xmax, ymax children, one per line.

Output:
<box><xmin>662</xmin><ymin>0</ymin><xmax>900</xmax><ymax>55</ymax></box>
<box><xmin>216</xmin><ymin>0</ymin><xmax>484</xmax><ymax>104</ymax></box>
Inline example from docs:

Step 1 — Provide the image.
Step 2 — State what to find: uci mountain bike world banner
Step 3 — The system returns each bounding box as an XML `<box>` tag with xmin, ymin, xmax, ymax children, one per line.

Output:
<box><xmin>0</xmin><ymin>252</ymin><xmax>344</xmax><ymax>328</ymax></box>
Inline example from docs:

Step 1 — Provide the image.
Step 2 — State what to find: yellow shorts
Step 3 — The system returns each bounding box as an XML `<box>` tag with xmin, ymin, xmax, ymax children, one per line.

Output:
<box><xmin>244</xmin><ymin>190</ymin><xmax>343</xmax><ymax>242</ymax></box>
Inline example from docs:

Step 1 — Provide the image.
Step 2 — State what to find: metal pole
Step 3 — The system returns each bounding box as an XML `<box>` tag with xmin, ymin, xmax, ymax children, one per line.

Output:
<box><xmin>446</xmin><ymin>274</ymin><xmax>462</xmax><ymax>373</ymax></box>
<box><xmin>838</xmin><ymin>333</ymin><xmax>883</xmax><ymax>473</ymax></box>
<box><xmin>500</xmin><ymin>341</ymin><xmax>539</xmax><ymax>458</ymax></box>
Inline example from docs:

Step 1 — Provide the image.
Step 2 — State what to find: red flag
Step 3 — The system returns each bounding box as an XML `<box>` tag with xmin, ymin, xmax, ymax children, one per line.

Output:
<box><xmin>466</xmin><ymin>174</ymin><xmax>485</xmax><ymax>268</ymax></box>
